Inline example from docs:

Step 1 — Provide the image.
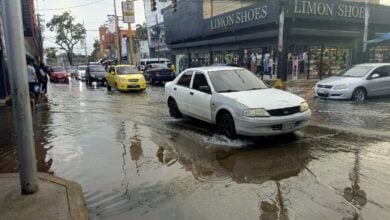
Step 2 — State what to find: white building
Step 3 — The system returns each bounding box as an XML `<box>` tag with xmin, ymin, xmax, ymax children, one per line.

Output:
<box><xmin>143</xmin><ymin>0</ymin><xmax>172</xmax><ymax>60</ymax></box>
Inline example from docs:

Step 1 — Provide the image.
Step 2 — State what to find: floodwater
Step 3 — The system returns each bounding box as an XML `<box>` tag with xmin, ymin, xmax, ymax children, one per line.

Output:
<box><xmin>0</xmin><ymin>79</ymin><xmax>389</xmax><ymax>220</ymax></box>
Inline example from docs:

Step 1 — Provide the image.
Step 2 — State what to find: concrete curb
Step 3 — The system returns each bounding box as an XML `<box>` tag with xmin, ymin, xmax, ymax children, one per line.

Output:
<box><xmin>0</xmin><ymin>173</ymin><xmax>88</xmax><ymax>220</ymax></box>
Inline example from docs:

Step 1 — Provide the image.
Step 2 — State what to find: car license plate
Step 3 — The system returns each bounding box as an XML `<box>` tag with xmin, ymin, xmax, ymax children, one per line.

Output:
<box><xmin>318</xmin><ymin>88</ymin><xmax>325</xmax><ymax>94</ymax></box>
<box><xmin>129</xmin><ymin>84</ymin><xmax>138</xmax><ymax>88</ymax></box>
<box><xmin>283</xmin><ymin>122</ymin><xmax>295</xmax><ymax>130</ymax></box>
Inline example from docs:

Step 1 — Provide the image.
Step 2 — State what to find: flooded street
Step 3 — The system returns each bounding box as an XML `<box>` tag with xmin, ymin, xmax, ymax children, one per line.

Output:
<box><xmin>1</xmin><ymin>79</ymin><xmax>390</xmax><ymax>220</ymax></box>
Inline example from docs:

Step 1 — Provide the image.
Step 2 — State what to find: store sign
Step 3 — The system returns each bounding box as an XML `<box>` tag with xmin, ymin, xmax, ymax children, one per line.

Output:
<box><xmin>107</xmin><ymin>15</ymin><xmax>116</xmax><ymax>33</ymax></box>
<box><xmin>210</xmin><ymin>6</ymin><xmax>268</xmax><ymax>30</ymax></box>
<box><xmin>290</xmin><ymin>0</ymin><xmax>365</xmax><ymax>20</ymax></box>
<box><xmin>122</xmin><ymin>1</ymin><xmax>135</xmax><ymax>23</ymax></box>
<box><xmin>206</xmin><ymin>1</ymin><xmax>279</xmax><ymax>34</ymax></box>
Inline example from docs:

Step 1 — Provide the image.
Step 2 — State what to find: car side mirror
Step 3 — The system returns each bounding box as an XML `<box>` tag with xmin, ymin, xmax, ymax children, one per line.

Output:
<box><xmin>199</xmin><ymin>86</ymin><xmax>211</xmax><ymax>94</ymax></box>
<box><xmin>371</xmin><ymin>73</ymin><xmax>380</xmax><ymax>79</ymax></box>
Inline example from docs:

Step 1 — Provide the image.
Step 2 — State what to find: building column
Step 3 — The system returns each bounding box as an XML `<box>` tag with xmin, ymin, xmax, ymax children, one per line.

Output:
<box><xmin>277</xmin><ymin>4</ymin><xmax>288</xmax><ymax>82</ymax></box>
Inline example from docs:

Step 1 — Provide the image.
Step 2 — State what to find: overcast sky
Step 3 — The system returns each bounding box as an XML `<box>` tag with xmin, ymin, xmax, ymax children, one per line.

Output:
<box><xmin>38</xmin><ymin>0</ymin><xmax>390</xmax><ymax>55</ymax></box>
<box><xmin>37</xmin><ymin>0</ymin><xmax>146</xmax><ymax>55</ymax></box>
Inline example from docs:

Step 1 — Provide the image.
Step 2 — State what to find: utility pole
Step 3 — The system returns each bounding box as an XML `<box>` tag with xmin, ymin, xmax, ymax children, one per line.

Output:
<box><xmin>2</xmin><ymin>0</ymin><xmax>39</xmax><ymax>195</ymax></box>
<box><xmin>156</xmin><ymin>14</ymin><xmax>160</xmax><ymax>62</ymax></box>
<box><xmin>114</xmin><ymin>0</ymin><xmax>122</xmax><ymax>64</ymax></box>
<box><xmin>83</xmin><ymin>20</ymin><xmax>88</xmax><ymax>64</ymax></box>
<box><xmin>127</xmin><ymin>0</ymin><xmax>135</xmax><ymax>65</ymax></box>
<box><xmin>363</xmin><ymin>0</ymin><xmax>370</xmax><ymax>53</ymax></box>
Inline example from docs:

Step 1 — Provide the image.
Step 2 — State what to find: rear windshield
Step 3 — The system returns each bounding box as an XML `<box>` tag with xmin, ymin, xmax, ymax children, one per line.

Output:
<box><xmin>116</xmin><ymin>66</ymin><xmax>139</xmax><ymax>75</ymax></box>
<box><xmin>52</xmin><ymin>67</ymin><xmax>65</xmax><ymax>72</ymax></box>
<box><xmin>89</xmin><ymin>65</ymin><xmax>105</xmax><ymax>72</ymax></box>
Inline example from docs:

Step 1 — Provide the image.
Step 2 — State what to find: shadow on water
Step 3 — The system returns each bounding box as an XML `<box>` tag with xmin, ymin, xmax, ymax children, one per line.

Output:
<box><xmin>0</xmin><ymin>97</ymin><xmax>53</xmax><ymax>174</ymax></box>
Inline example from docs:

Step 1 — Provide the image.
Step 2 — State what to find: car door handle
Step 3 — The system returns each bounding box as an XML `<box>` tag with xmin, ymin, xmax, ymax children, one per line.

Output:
<box><xmin>190</xmin><ymin>92</ymin><xmax>194</xmax><ymax>95</ymax></box>
<box><xmin>174</xmin><ymin>88</ymin><xmax>177</xmax><ymax>91</ymax></box>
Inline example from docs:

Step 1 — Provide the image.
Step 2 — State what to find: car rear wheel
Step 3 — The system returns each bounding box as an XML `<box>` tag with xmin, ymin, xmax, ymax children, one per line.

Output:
<box><xmin>218</xmin><ymin>112</ymin><xmax>237</xmax><ymax>139</ymax></box>
<box><xmin>168</xmin><ymin>99</ymin><xmax>182</xmax><ymax>118</ymax></box>
<box><xmin>352</xmin><ymin>88</ymin><xmax>366</xmax><ymax>102</ymax></box>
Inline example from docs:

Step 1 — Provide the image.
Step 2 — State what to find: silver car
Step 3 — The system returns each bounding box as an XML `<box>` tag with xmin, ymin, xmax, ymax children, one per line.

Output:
<box><xmin>313</xmin><ymin>63</ymin><xmax>390</xmax><ymax>101</ymax></box>
<box><xmin>76</xmin><ymin>65</ymin><xmax>87</xmax><ymax>81</ymax></box>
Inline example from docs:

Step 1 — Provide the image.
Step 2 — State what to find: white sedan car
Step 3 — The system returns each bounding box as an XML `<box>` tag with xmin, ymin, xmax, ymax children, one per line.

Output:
<box><xmin>165</xmin><ymin>67</ymin><xmax>311</xmax><ymax>139</ymax></box>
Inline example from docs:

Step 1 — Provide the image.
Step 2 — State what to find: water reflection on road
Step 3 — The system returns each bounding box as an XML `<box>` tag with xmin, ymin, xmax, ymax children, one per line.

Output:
<box><xmin>0</xmin><ymin>79</ymin><xmax>389</xmax><ymax>219</ymax></box>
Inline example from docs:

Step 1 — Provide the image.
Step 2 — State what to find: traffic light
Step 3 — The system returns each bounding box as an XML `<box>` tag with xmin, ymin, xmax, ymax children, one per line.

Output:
<box><xmin>171</xmin><ymin>0</ymin><xmax>177</xmax><ymax>12</ymax></box>
<box><xmin>151</xmin><ymin>0</ymin><xmax>157</xmax><ymax>12</ymax></box>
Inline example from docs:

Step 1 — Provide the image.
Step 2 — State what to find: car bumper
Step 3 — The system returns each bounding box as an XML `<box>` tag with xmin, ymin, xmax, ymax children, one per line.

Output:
<box><xmin>51</xmin><ymin>76</ymin><xmax>69</xmax><ymax>82</ymax></box>
<box><xmin>90</xmin><ymin>76</ymin><xmax>106</xmax><ymax>82</ymax></box>
<box><xmin>234</xmin><ymin>110</ymin><xmax>311</xmax><ymax>136</ymax></box>
<box><xmin>154</xmin><ymin>75</ymin><xmax>175</xmax><ymax>81</ymax></box>
<box><xmin>117</xmin><ymin>82</ymin><xmax>147</xmax><ymax>91</ymax></box>
<box><xmin>313</xmin><ymin>87</ymin><xmax>353</xmax><ymax>100</ymax></box>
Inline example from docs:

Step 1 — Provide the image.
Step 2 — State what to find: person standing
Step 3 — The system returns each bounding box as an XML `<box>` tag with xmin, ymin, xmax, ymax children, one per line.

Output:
<box><xmin>27</xmin><ymin>60</ymin><xmax>38</xmax><ymax>95</ymax></box>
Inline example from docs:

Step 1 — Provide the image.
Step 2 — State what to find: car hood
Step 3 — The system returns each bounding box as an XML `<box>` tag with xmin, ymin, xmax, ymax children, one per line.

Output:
<box><xmin>317</xmin><ymin>76</ymin><xmax>362</xmax><ymax>85</ymax></box>
<box><xmin>220</xmin><ymin>88</ymin><xmax>305</xmax><ymax>110</ymax></box>
<box><xmin>117</xmin><ymin>74</ymin><xmax>144</xmax><ymax>80</ymax></box>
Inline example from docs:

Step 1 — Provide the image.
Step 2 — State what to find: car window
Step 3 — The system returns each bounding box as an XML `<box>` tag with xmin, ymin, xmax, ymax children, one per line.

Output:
<box><xmin>372</xmin><ymin>66</ymin><xmax>389</xmax><ymax>78</ymax></box>
<box><xmin>177</xmin><ymin>71</ymin><xmax>193</xmax><ymax>87</ymax></box>
<box><xmin>208</xmin><ymin>68</ymin><xmax>268</xmax><ymax>93</ymax></box>
<box><xmin>192</xmin><ymin>72</ymin><xmax>209</xmax><ymax>91</ymax></box>
<box><xmin>116</xmin><ymin>66</ymin><xmax>139</xmax><ymax>75</ymax></box>
<box><xmin>89</xmin><ymin>65</ymin><xmax>105</xmax><ymax>72</ymax></box>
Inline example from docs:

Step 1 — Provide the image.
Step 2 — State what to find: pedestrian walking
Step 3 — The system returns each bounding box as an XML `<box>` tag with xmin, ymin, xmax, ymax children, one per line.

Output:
<box><xmin>38</xmin><ymin>58</ymin><xmax>49</xmax><ymax>94</ymax></box>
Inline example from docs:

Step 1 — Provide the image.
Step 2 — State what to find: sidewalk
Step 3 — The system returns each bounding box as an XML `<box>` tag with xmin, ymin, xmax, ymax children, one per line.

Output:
<box><xmin>0</xmin><ymin>173</ymin><xmax>88</xmax><ymax>220</ymax></box>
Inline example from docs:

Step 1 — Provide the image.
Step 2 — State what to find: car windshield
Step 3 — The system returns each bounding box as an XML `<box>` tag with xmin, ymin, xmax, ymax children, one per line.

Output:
<box><xmin>116</xmin><ymin>66</ymin><xmax>139</xmax><ymax>75</ymax></box>
<box><xmin>337</xmin><ymin>65</ymin><xmax>376</xmax><ymax>77</ymax></box>
<box><xmin>52</xmin><ymin>67</ymin><xmax>65</xmax><ymax>72</ymax></box>
<box><xmin>89</xmin><ymin>65</ymin><xmax>105</xmax><ymax>72</ymax></box>
<box><xmin>67</xmin><ymin>66</ymin><xmax>76</xmax><ymax>70</ymax></box>
<box><xmin>208</xmin><ymin>69</ymin><xmax>268</xmax><ymax>93</ymax></box>
<box><xmin>78</xmin><ymin>66</ymin><xmax>87</xmax><ymax>70</ymax></box>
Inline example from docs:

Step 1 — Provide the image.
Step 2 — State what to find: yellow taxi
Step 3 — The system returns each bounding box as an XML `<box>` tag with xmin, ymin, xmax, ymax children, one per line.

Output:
<box><xmin>106</xmin><ymin>65</ymin><xmax>147</xmax><ymax>91</ymax></box>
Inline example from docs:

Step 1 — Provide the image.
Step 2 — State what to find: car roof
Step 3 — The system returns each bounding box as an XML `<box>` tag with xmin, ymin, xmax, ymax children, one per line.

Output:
<box><xmin>186</xmin><ymin>66</ymin><xmax>244</xmax><ymax>72</ymax></box>
<box><xmin>355</xmin><ymin>63</ymin><xmax>390</xmax><ymax>67</ymax></box>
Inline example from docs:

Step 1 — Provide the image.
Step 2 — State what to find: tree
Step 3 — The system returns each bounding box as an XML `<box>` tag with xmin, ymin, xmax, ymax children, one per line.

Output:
<box><xmin>44</xmin><ymin>47</ymin><xmax>57</xmax><ymax>65</ymax></box>
<box><xmin>136</xmin><ymin>22</ymin><xmax>148</xmax><ymax>40</ymax></box>
<box><xmin>90</xmin><ymin>39</ymin><xmax>101</xmax><ymax>62</ymax></box>
<box><xmin>46</xmin><ymin>12</ymin><xmax>86</xmax><ymax>65</ymax></box>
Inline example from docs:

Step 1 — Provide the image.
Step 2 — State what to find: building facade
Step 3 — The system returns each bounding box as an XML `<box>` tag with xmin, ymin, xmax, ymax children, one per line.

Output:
<box><xmin>144</xmin><ymin>0</ymin><xmax>172</xmax><ymax>60</ymax></box>
<box><xmin>0</xmin><ymin>0</ymin><xmax>43</xmax><ymax>99</ymax></box>
<box><xmin>163</xmin><ymin>0</ymin><xmax>390</xmax><ymax>80</ymax></box>
<box><xmin>99</xmin><ymin>25</ymin><xmax>134</xmax><ymax>62</ymax></box>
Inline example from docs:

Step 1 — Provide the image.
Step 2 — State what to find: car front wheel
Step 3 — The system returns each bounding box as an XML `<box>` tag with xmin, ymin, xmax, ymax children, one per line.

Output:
<box><xmin>168</xmin><ymin>99</ymin><xmax>182</xmax><ymax>118</ymax></box>
<box><xmin>352</xmin><ymin>88</ymin><xmax>366</xmax><ymax>102</ymax></box>
<box><xmin>218</xmin><ymin>112</ymin><xmax>237</xmax><ymax>139</ymax></box>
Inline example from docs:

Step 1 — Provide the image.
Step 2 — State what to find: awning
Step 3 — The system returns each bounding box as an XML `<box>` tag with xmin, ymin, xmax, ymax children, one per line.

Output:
<box><xmin>367</xmin><ymin>32</ymin><xmax>390</xmax><ymax>44</ymax></box>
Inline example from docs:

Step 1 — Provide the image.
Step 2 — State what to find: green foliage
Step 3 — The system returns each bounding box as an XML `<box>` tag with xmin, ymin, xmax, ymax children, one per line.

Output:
<box><xmin>90</xmin><ymin>39</ymin><xmax>101</xmax><ymax>61</ymax></box>
<box><xmin>46</xmin><ymin>11</ymin><xmax>86</xmax><ymax>65</ymax></box>
<box><xmin>44</xmin><ymin>47</ymin><xmax>57</xmax><ymax>65</ymax></box>
<box><xmin>136</xmin><ymin>22</ymin><xmax>148</xmax><ymax>40</ymax></box>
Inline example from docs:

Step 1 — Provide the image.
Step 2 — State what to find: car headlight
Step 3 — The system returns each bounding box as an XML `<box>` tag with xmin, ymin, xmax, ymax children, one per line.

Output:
<box><xmin>243</xmin><ymin>108</ymin><xmax>270</xmax><ymax>117</ymax></box>
<box><xmin>333</xmin><ymin>84</ymin><xmax>349</xmax><ymax>90</ymax></box>
<box><xmin>300</xmin><ymin>101</ymin><xmax>309</xmax><ymax>112</ymax></box>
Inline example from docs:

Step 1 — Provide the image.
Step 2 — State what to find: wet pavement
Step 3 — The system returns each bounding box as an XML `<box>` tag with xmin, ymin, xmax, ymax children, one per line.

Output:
<box><xmin>1</xmin><ymin>79</ymin><xmax>390</xmax><ymax>219</ymax></box>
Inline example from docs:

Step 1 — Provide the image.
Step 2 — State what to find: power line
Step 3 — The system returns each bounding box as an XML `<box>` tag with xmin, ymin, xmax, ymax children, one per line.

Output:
<box><xmin>37</xmin><ymin>0</ymin><xmax>106</xmax><ymax>11</ymax></box>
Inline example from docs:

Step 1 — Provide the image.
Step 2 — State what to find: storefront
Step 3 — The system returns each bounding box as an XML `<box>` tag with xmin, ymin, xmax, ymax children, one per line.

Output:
<box><xmin>163</xmin><ymin>0</ymin><xmax>390</xmax><ymax>81</ymax></box>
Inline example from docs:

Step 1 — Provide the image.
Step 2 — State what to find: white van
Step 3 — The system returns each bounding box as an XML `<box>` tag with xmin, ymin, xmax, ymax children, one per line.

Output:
<box><xmin>140</xmin><ymin>58</ymin><xmax>171</xmax><ymax>71</ymax></box>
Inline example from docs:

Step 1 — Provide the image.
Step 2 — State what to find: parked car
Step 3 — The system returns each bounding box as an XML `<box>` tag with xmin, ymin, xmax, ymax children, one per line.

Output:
<box><xmin>144</xmin><ymin>64</ymin><xmax>176</xmax><ymax>84</ymax></box>
<box><xmin>313</xmin><ymin>63</ymin><xmax>390</xmax><ymax>101</ymax></box>
<box><xmin>66</xmin><ymin>66</ymin><xmax>77</xmax><ymax>78</ymax></box>
<box><xmin>76</xmin><ymin>65</ymin><xmax>87</xmax><ymax>81</ymax></box>
<box><xmin>49</xmin><ymin>66</ymin><xmax>69</xmax><ymax>83</ymax></box>
<box><xmin>85</xmin><ymin>65</ymin><xmax>107</xmax><ymax>86</ymax></box>
<box><xmin>165</xmin><ymin>67</ymin><xmax>311</xmax><ymax>139</ymax></box>
<box><xmin>106</xmin><ymin>65</ymin><xmax>146</xmax><ymax>91</ymax></box>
